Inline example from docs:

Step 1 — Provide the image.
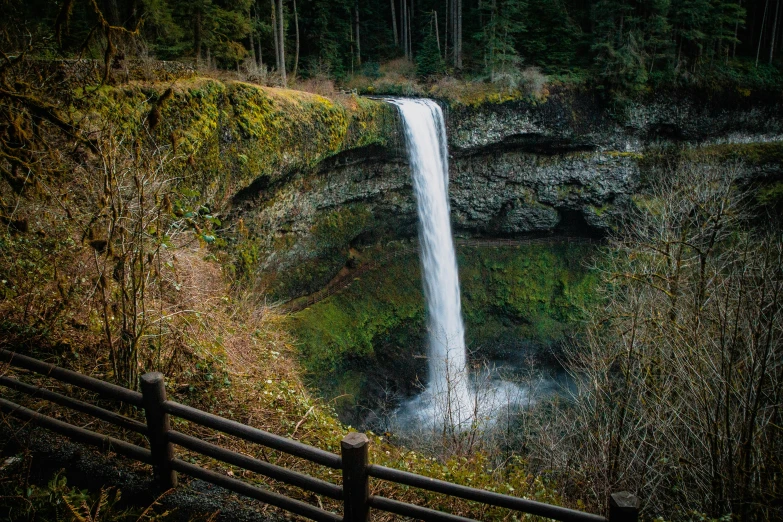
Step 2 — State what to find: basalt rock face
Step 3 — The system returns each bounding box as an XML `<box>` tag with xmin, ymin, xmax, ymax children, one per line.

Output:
<box><xmin>446</xmin><ymin>89</ymin><xmax>783</xmax><ymax>153</ymax></box>
<box><xmin>236</xmin><ymin>91</ymin><xmax>782</xmax><ymax>299</ymax></box>
<box><xmin>450</xmin><ymin>151</ymin><xmax>637</xmax><ymax>235</ymax></box>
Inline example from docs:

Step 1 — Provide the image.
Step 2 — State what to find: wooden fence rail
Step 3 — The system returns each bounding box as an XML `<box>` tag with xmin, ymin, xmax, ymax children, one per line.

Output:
<box><xmin>0</xmin><ymin>349</ymin><xmax>638</xmax><ymax>522</ymax></box>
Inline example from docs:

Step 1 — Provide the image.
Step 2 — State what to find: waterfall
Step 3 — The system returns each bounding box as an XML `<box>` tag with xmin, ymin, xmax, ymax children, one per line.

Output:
<box><xmin>386</xmin><ymin>98</ymin><xmax>523</xmax><ymax>432</ymax></box>
<box><xmin>389</xmin><ymin>98</ymin><xmax>476</xmax><ymax>429</ymax></box>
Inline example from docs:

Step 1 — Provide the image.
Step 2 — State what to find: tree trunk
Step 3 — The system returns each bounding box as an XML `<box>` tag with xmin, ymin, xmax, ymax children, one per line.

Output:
<box><xmin>278</xmin><ymin>0</ymin><xmax>286</xmax><ymax>86</ymax></box>
<box><xmin>355</xmin><ymin>0</ymin><xmax>361</xmax><ymax>66</ymax></box>
<box><xmin>733</xmin><ymin>0</ymin><xmax>742</xmax><ymax>58</ymax></box>
<box><xmin>456</xmin><ymin>0</ymin><xmax>462</xmax><ymax>69</ymax></box>
<box><xmin>272</xmin><ymin>0</ymin><xmax>280</xmax><ymax>72</ymax></box>
<box><xmin>293</xmin><ymin>0</ymin><xmax>300</xmax><ymax>78</ymax></box>
<box><xmin>434</xmin><ymin>10</ymin><xmax>441</xmax><ymax>55</ymax></box>
<box><xmin>490</xmin><ymin>0</ymin><xmax>496</xmax><ymax>79</ymax></box>
<box><xmin>256</xmin><ymin>6</ymin><xmax>263</xmax><ymax>68</ymax></box>
<box><xmin>771</xmin><ymin>0</ymin><xmax>780</xmax><ymax>65</ymax></box>
<box><xmin>757</xmin><ymin>0</ymin><xmax>770</xmax><ymax>67</ymax></box>
<box><xmin>391</xmin><ymin>0</ymin><xmax>399</xmax><ymax>47</ymax></box>
<box><xmin>249</xmin><ymin>5</ymin><xmax>256</xmax><ymax>69</ymax></box>
<box><xmin>408</xmin><ymin>0</ymin><xmax>413</xmax><ymax>60</ymax></box>
<box><xmin>445</xmin><ymin>0</ymin><xmax>449</xmax><ymax>63</ymax></box>
<box><xmin>402</xmin><ymin>0</ymin><xmax>408</xmax><ymax>59</ymax></box>
<box><xmin>194</xmin><ymin>7</ymin><xmax>202</xmax><ymax>69</ymax></box>
<box><xmin>103</xmin><ymin>0</ymin><xmax>121</xmax><ymax>25</ymax></box>
<box><xmin>452</xmin><ymin>0</ymin><xmax>457</xmax><ymax>67</ymax></box>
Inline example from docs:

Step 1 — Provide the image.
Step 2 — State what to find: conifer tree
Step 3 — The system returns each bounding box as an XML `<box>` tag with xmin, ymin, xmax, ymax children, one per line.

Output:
<box><xmin>417</xmin><ymin>30</ymin><xmax>446</xmax><ymax>78</ymax></box>
<box><xmin>478</xmin><ymin>0</ymin><xmax>526</xmax><ymax>83</ymax></box>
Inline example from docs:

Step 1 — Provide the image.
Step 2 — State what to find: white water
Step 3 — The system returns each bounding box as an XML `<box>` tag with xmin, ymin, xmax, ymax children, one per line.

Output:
<box><xmin>389</xmin><ymin>98</ymin><xmax>522</xmax><ymax>431</ymax></box>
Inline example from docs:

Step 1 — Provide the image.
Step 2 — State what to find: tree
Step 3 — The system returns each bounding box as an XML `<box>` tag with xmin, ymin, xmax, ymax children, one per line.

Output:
<box><xmin>772</xmin><ymin>0</ymin><xmax>781</xmax><ymax>64</ymax></box>
<box><xmin>454</xmin><ymin>0</ymin><xmax>463</xmax><ymax>69</ymax></box>
<box><xmin>417</xmin><ymin>29</ymin><xmax>446</xmax><ymax>77</ymax></box>
<box><xmin>293</xmin><ymin>0</ymin><xmax>300</xmax><ymax>77</ymax></box>
<box><xmin>590</xmin><ymin>0</ymin><xmax>675</xmax><ymax>92</ymax></box>
<box><xmin>169</xmin><ymin>0</ymin><xmax>252</xmax><ymax>68</ymax></box>
<box><xmin>478</xmin><ymin>0</ymin><xmax>526</xmax><ymax>83</ymax></box>
<box><xmin>0</xmin><ymin>19</ymin><xmax>217</xmax><ymax>390</ymax></box>
<box><xmin>538</xmin><ymin>161</ymin><xmax>783</xmax><ymax>519</ymax></box>
<box><xmin>518</xmin><ymin>0</ymin><xmax>582</xmax><ymax>70</ymax></box>
<box><xmin>278</xmin><ymin>0</ymin><xmax>286</xmax><ymax>85</ymax></box>
<box><xmin>354</xmin><ymin>0</ymin><xmax>361</xmax><ymax>67</ymax></box>
<box><xmin>391</xmin><ymin>0</ymin><xmax>399</xmax><ymax>47</ymax></box>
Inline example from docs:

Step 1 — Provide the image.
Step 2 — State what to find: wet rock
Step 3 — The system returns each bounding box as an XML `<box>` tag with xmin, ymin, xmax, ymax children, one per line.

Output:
<box><xmin>233</xmin><ymin>92</ymin><xmax>782</xmax><ymax>299</ymax></box>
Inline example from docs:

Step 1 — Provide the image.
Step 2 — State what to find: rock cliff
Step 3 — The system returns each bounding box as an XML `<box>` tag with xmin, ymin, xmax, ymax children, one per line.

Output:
<box><xmin>233</xmin><ymin>89</ymin><xmax>783</xmax><ymax>299</ymax></box>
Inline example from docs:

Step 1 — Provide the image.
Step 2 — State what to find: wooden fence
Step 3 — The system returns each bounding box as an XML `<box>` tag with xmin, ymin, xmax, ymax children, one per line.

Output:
<box><xmin>0</xmin><ymin>349</ymin><xmax>638</xmax><ymax>522</ymax></box>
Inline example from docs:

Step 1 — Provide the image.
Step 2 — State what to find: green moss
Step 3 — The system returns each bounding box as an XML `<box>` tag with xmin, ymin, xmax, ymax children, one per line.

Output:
<box><xmin>644</xmin><ymin>142</ymin><xmax>783</xmax><ymax>169</ymax></box>
<box><xmin>687</xmin><ymin>142</ymin><xmax>783</xmax><ymax>165</ymax></box>
<box><xmin>606</xmin><ymin>150</ymin><xmax>644</xmax><ymax>160</ymax></box>
<box><xmin>79</xmin><ymin>78</ymin><xmax>397</xmax><ymax>208</ymax></box>
<box><xmin>288</xmin><ymin>242</ymin><xmax>598</xmax><ymax>379</ymax></box>
<box><xmin>459</xmin><ymin>243</ymin><xmax>597</xmax><ymax>348</ymax></box>
<box><xmin>268</xmin><ymin>250</ymin><xmax>349</xmax><ymax>300</ymax></box>
<box><xmin>288</xmin><ymin>252</ymin><xmax>425</xmax><ymax>375</ymax></box>
<box><xmin>757</xmin><ymin>181</ymin><xmax>783</xmax><ymax>206</ymax></box>
<box><xmin>309</xmin><ymin>205</ymin><xmax>374</xmax><ymax>253</ymax></box>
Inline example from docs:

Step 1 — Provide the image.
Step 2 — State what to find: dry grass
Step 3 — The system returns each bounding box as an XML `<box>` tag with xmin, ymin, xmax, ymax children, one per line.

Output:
<box><xmin>292</xmin><ymin>76</ymin><xmax>338</xmax><ymax>97</ymax></box>
<box><xmin>429</xmin><ymin>67</ymin><xmax>550</xmax><ymax>106</ymax></box>
<box><xmin>0</xmin><ymin>235</ymin><xmax>568</xmax><ymax>520</ymax></box>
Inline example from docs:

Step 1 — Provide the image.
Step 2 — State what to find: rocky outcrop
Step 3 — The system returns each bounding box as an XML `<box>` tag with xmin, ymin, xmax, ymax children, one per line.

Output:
<box><xmin>234</xmin><ymin>89</ymin><xmax>783</xmax><ymax>299</ymax></box>
<box><xmin>446</xmin><ymin>89</ymin><xmax>783</xmax><ymax>153</ymax></box>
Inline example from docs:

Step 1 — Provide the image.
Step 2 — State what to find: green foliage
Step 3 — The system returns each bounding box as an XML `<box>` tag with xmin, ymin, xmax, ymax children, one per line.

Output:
<box><xmin>288</xmin><ymin>248</ymin><xmax>425</xmax><ymax>375</ymax></box>
<box><xmin>518</xmin><ymin>1</ymin><xmax>583</xmax><ymax>71</ymax></box>
<box><xmin>289</xmin><ymin>242</ymin><xmax>598</xmax><ymax>380</ymax></box>
<box><xmin>2</xmin><ymin>0</ymin><xmax>780</xmax><ymax>98</ymax></box>
<box><xmin>416</xmin><ymin>32</ymin><xmax>446</xmax><ymax>79</ymax></box>
<box><xmin>458</xmin><ymin>244</ymin><xmax>596</xmax><ymax>363</ymax></box>
<box><xmin>310</xmin><ymin>205</ymin><xmax>373</xmax><ymax>252</ymax></box>
<box><xmin>477</xmin><ymin>0</ymin><xmax>527</xmax><ymax>83</ymax></box>
<box><xmin>757</xmin><ymin>181</ymin><xmax>783</xmax><ymax>207</ymax></box>
<box><xmin>0</xmin><ymin>470</ymin><xmax>170</xmax><ymax>521</ymax></box>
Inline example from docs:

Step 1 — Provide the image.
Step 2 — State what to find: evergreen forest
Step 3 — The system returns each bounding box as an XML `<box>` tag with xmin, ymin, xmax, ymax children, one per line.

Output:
<box><xmin>3</xmin><ymin>0</ymin><xmax>783</xmax><ymax>94</ymax></box>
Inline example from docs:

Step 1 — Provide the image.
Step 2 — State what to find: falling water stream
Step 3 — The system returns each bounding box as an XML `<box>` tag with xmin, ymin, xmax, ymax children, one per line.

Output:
<box><xmin>388</xmin><ymin>98</ymin><xmax>521</xmax><ymax>431</ymax></box>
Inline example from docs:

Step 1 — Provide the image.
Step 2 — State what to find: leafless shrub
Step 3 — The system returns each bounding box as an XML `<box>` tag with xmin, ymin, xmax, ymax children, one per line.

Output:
<box><xmin>294</xmin><ymin>75</ymin><xmax>337</xmax><ymax>97</ymax></box>
<box><xmin>521</xmin><ymin>67</ymin><xmax>548</xmax><ymax>98</ymax></box>
<box><xmin>529</xmin><ymin>161</ymin><xmax>783</xmax><ymax>520</ymax></box>
<box><xmin>380</xmin><ymin>58</ymin><xmax>418</xmax><ymax>79</ymax></box>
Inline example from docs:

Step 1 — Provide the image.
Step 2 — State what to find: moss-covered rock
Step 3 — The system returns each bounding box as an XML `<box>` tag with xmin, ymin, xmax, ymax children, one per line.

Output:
<box><xmin>287</xmin><ymin>242</ymin><xmax>598</xmax><ymax>422</ymax></box>
<box><xmin>81</xmin><ymin>78</ymin><xmax>398</xmax><ymax>207</ymax></box>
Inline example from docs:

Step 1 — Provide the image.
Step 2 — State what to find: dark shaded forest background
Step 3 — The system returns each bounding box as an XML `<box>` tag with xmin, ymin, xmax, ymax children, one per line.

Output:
<box><xmin>2</xmin><ymin>0</ymin><xmax>783</xmax><ymax>94</ymax></box>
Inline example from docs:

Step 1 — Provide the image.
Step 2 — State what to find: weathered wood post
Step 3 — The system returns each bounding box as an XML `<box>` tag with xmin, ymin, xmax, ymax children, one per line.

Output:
<box><xmin>341</xmin><ymin>432</ymin><xmax>369</xmax><ymax>522</ymax></box>
<box><xmin>141</xmin><ymin>372</ymin><xmax>177</xmax><ymax>490</ymax></box>
<box><xmin>609</xmin><ymin>492</ymin><xmax>639</xmax><ymax>522</ymax></box>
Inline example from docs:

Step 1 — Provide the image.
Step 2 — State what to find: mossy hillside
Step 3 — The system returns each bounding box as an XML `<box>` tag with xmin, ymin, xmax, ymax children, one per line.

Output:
<box><xmin>637</xmin><ymin>141</ymin><xmax>783</xmax><ymax>171</ymax></box>
<box><xmin>288</xmin><ymin>242</ymin><xmax>598</xmax><ymax>410</ymax></box>
<box><xmin>677</xmin><ymin>141</ymin><xmax>783</xmax><ymax>166</ymax></box>
<box><xmin>81</xmin><ymin>78</ymin><xmax>398</xmax><ymax>208</ymax></box>
<box><xmin>459</xmin><ymin>243</ymin><xmax>598</xmax><ymax>352</ymax></box>
<box><xmin>289</xmin><ymin>250</ymin><xmax>425</xmax><ymax>376</ymax></box>
<box><xmin>263</xmin><ymin>204</ymin><xmax>378</xmax><ymax>299</ymax></box>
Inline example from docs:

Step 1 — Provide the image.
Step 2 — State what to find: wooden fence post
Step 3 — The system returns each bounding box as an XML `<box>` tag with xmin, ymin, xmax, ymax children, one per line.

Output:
<box><xmin>341</xmin><ymin>432</ymin><xmax>369</xmax><ymax>522</ymax></box>
<box><xmin>141</xmin><ymin>372</ymin><xmax>177</xmax><ymax>491</ymax></box>
<box><xmin>609</xmin><ymin>492</ymin><xmax>639</xmax><ymax>522</ymax></box>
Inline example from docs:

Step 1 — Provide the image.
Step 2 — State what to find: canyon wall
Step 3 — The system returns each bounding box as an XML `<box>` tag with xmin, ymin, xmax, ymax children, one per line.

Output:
<box><xmin>235</xmin><ymin>89</ymin><xmax>782</xmax><ymax>299</ymax></box>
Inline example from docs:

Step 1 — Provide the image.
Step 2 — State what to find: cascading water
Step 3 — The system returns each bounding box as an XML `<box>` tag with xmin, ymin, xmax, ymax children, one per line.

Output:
<box><xmin>388</xmin><ymin>98</ymin><xmax>520</xmax><ymax>431</ymax></box>
<box><xmin>389</xmin><ymin>98</ymin><xmax>471</xmax><ymax>425</ymax></box>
